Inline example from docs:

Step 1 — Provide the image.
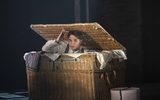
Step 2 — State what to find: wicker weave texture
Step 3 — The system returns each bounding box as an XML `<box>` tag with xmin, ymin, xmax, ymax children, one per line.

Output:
<box><xmin>27</xmin><ymin>54</ymin><xmax>125</xmax><ymax>100</ymax></box>
<box><xmin>31</xmin><ymin>22</ymin><xmax>126</xmax><ymax>50</ymax></box>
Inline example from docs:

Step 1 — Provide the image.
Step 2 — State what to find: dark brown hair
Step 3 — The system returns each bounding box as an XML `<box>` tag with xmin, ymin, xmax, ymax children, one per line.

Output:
<box><xmin>67</xmin><ymin>30</ymin><xmax>86</xmax><ymax>46</ymax></box>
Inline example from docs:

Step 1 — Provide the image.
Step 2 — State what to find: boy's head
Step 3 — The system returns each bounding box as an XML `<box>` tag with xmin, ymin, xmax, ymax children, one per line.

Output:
<box><xmin>67</xmin><ymin>30</ymin><xmax>85</xmax><ymax>51</ymax></box>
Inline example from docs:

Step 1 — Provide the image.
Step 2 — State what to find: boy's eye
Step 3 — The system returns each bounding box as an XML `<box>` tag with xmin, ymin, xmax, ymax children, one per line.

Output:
<box><xmin>69</xmin><ymin>39</ymin><xmax>72</xmax><ymax>42</ymax></box>
<box><xmin>74</xmin><ymin>39</ymin><xmax>77</xmax><ymax>42</ymax></box>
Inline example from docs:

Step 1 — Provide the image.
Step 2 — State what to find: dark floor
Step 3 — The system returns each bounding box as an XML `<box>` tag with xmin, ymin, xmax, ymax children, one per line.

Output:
<box><xmin>0</xmin><ymin>91</ymin><xmax>28</xmax><ymax>100</ymax></box>
<box><xmin>0</xmin><ymin>83</ymin><xmax>160</xmax><ymax>100</ymax></box>
<box><xmin>140</xmin><ymin>83</ymin><xmax>160</xmax><ymax>100</ymax></box>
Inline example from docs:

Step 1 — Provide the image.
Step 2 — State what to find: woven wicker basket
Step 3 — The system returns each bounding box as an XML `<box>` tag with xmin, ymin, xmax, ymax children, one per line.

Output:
<box><xmin>27</xmin><ymin>22</ymin><xmax>126</xmax><ymax>100</ymax></box>
<box><xmin>27</xmin><ymin>54</ymin><xmax>125</xmax><ymax>100</ymax></box>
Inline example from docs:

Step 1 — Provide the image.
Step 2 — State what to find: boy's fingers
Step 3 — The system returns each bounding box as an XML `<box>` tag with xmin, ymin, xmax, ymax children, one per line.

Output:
<box><xmin>56</xmin><ymin>28</ymin><xmax>65</xmax><ymax>42</ymax></box>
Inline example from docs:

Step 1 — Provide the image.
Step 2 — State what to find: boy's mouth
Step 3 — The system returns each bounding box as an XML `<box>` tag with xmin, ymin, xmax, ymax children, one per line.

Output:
<box><xmin>70</xmin><ymin>46</ymin><xmax>75</xmax><ymax>49</ymax></box>
<box><xmin>70</xmin><ymin>46</ymin><xmax>79</xmax><ymax>50</ymax></box>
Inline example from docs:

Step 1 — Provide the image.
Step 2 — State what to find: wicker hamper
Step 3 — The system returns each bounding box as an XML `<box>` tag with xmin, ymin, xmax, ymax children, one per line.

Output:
<box><xmin>26</xmin><ymin>22</ymin><xmax>127</xmax><ymax>100</ymax></box>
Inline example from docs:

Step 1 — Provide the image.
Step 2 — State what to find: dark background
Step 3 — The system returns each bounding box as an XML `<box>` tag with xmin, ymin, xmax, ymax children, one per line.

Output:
<box><xmin>0</xmin><ymin>0</ymin><xmax>159</xmax><ymax>92</ymax></box>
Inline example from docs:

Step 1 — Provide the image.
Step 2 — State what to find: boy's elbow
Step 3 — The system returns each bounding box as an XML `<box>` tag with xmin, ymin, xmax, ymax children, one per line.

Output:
<box><xmin>42</xmin><ymin>46</ymin><xmax>49</xmax><ymax>52</ymax></box>
<box><xmin>41</xmin><ymin>40</ymin><xmax>56</xmax><ymax>52</ymax></box>
<box><xmin>41</xmin><ymin>46</ymin><xmax>45</xmax><ymax>51</ymax></box>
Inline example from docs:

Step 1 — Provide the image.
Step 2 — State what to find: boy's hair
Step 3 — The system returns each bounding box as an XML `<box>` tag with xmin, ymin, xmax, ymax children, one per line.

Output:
<box><xmin>67</xmin><ymin>30</ymin><xmax>86</xmax><ymax>46</ymax></box>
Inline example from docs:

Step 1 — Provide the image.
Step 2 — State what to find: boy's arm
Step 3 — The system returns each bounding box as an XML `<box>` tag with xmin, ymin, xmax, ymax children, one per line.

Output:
<box><xmin>42</xmin><ymin>28</ymin><xmax>67</xmax><ymax>53</ymax></box>
<box><xmin>42</xmin><ymin>39</ymin><xmax>58</xmax><ymax>52</ymax></box>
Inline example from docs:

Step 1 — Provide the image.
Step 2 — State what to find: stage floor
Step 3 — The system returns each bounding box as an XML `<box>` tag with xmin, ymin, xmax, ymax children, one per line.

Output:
<box><xmin>0</xmin><ymin>83</ymin><xmax>160</xmax><ymax>100</ymax></box>
<box><xmin>0</xmin><ymin>91</ymin><xmax>28</xmax><ymax>100</ymax></box>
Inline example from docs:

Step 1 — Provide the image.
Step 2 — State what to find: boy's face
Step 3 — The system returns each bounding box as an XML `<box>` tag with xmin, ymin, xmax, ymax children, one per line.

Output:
<box><xmin>68</xmin><ymin>35</ymin><xmax>81</xmax><ymax>51</ymax></box>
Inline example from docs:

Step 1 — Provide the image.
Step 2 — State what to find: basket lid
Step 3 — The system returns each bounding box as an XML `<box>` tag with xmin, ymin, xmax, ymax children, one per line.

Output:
<box><xmin>31</xmin><ymin>22</ymin><xmax>126</xmax><ymax>50</ymax></box>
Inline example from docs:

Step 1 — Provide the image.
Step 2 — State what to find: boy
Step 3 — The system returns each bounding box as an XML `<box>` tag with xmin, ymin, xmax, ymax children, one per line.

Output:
<box><xmin>42</xmin><ymin>29</ymin><xmax>88</xmax><ymax>53</ymax></box>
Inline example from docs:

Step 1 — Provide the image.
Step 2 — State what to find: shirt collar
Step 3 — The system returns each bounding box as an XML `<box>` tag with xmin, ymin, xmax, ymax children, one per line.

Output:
<box><xmin>68</xmin><ymin>48</ymin><xmax>84</xmax><ymax>53</ymax></box>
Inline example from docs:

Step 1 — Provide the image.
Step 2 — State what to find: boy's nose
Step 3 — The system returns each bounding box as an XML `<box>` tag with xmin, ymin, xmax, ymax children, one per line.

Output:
<box><xmin>71</xmin><ymin>42</ymin><xmax>75</xmax><ymax>45</ymax></box>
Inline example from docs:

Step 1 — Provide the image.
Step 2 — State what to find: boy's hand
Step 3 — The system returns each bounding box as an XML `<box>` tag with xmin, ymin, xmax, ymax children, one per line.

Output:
<box><xmin>56</xmin><ymin>28</ymin><xmax>66</xmax><ymax>42</ymax></box>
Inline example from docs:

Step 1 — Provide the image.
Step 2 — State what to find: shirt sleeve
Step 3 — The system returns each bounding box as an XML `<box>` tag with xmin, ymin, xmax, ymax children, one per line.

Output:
<box><xmin>42</xmin><ymin>40</ymin><xmax>68</xmax><ymax>53</ymax></box>
<box><xmin>42</xmin><ymin>40</ymin><xmax>58</xmax><ymax>53</ymax></box>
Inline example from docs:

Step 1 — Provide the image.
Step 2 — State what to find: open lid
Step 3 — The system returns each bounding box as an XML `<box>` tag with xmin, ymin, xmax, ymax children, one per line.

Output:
<box><xmin>30</xmin><ymin>22</ymin><xmax>126</xmax><ymax>51</ymax></box>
